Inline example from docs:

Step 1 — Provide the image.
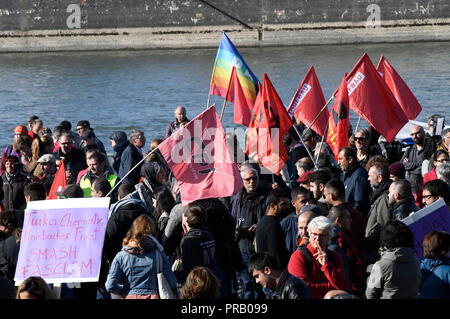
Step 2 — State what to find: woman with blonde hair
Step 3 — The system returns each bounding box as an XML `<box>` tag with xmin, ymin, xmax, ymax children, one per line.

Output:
<box><xmin>105</xmin><ymin>214</ymin><xmax>177</xmax><ymax>299</ymax></box>
<box><xmin>26</xmin><ymin>135</ymin><xmax>54</xmax><ymax>177</ymax></box>
<box><xmin>181</xmin><ymin>266</ymin><xmax>221</xmax><ymax>299</ymax></box>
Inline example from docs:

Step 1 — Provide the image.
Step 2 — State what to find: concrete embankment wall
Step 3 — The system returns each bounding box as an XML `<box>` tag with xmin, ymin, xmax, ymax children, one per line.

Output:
<box><xmin>0</xmin><ymin>0</ymin><xmax>449</xmax><ymax>52</ymax></box>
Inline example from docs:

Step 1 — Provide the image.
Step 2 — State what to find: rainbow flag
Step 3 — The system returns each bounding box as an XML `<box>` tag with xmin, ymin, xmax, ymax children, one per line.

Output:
<box><xmin>209</xmin><ymin>32</ymin><xmax>259</xmax><ymax>106</ymax></box>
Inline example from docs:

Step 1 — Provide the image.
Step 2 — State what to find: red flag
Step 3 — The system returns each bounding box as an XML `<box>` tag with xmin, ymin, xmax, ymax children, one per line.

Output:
<box><xmin>158</xmin><ymin>105</ymin><xmax>243</xmax><ymax>206</ymax></box>
<box><xmin>287</xmin><ymin>66</ymin><xmax>329</xmax><ymax>137</ymax></box>
<box><xmin>47</xmin><ymin>160</ymin><xmax>67</xmax><ymax>199</ymax></box>
<box><xmin>326</xmin><ymin>75</ymin><xmax>350</xmax><ymax>160</ymax></box>
<box><xmin>344</xmin><ymin>53</ymin><xmax>408</xmax><ymax>143</ymax></box>
<box><xmin>246</xmin><ymin>74</ymin><xmax>293</xmax><ymax>175</ymax></box>
<box><xmin>246</xmin><ymin>82</ymin><xmax>263</xmax><ymax>159</ymax></box>
<box><xmin>225</xmin><ymin>66</ymin><xmax>253</xmax><ymax>126</ymax></box>
<box><xmin>376</xmin><ymin>55</ymin><xmax>422</xmax><ymax>120</ymax></box>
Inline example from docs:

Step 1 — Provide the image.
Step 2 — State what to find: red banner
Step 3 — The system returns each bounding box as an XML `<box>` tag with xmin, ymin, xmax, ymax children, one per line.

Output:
<box><xmin>158</xmin><ymin>105</ymin><xmax>243</xmax><ymax>205</ymax></box>
<box><xmin>345</xmin><ymin>53</ymin><xmax>408</xmax><ymax>143</ymax></box>
<box><xmin>287</xmin><ymin>66</ymin><xmax>329</xmax><ymax>137</ymax></box>
<box><xmin>326</xmin><ymin>75</ymin><xmax>350</xmax><ymax>160</ymax></box>
<box><xmin>47</xmin><ymin>160</ymin><xmax>67</xmax><ymax>199</ymax></box>
<box><xmin>225</xmin><ymin>66</ymin><xmax>253</xmax><ymax>127</ymax></box>
<box><xmin>376</xmin><ymin>55</ymin><xmax>422</xmax><ymax>120</ymax></box>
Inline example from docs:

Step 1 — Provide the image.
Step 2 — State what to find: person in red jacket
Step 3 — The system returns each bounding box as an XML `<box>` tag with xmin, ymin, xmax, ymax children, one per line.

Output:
<box><xmin>287</xmin><ymin>216</ymin><xmax>350</xmax><ymax>299</ymax></box>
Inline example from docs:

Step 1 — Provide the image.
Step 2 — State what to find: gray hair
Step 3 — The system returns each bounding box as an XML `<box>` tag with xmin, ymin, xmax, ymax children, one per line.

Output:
<box><xmin>240</xmin><ymin>167</ymin><xmax>258</xmax><ymax>179</ymax></box>
<box><xmin>307</xmin><ymin>216</ymin><xmax>335</xmax><ymax>238</ymax></box>
<box><xmin>436</xmin><ymin>162</ymin><xmax>450</xmax><ymax>184</ymax></box>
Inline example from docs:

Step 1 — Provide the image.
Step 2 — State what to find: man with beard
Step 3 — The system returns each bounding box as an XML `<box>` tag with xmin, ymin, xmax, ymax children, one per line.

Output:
<box><xmin>255</xmin><ymin>189</ymin><xmax>291</xmax><ymax>269</ymax></box>
<box><xmin>387</xmin><ymin>179</ymin><xmax>419</xmax><ymax>220</ymax></box>
<box><xmin>365</xmin><ymin>162</ymin><xmax>393</xmax><ymax>266</ymax></box>
<box><xmin>308</xmin><ymin>169</ymin><xmax>331</xmax><ymax>213</ymax></box>
<box><xmin>401</xmin><ymin>125</ymin><xmax>429</xmax><ymax>195</ymax></box>
<box><xmin>231</xmin><ymin>167</ymin><xmax>269</xmax><ymax>299</ymax></box>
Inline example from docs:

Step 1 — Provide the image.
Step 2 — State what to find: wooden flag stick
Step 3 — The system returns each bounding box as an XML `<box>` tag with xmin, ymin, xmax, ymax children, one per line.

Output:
<box><xmin>220</xmin><ymin>97</ymin><xmax>227</xmax><ymax>121</ymax></box>
<box><xmin>292</xmin><ymin>124</ymin><xmax>318</xmax><ymax>169</ymax></box>
<box><xmin>106</xmin><ymin>146</ymin><xmax>159</xmax><ymax>198</ymax></box>
<box><xmin>302</xmin><ymin>94</ymin><xmax>334</xmax><ymax>136</ymax></box>
<box><xmin>315</xmin><ymin>121</ymin><xmax>330</xmax><ymax>165</ymax></box>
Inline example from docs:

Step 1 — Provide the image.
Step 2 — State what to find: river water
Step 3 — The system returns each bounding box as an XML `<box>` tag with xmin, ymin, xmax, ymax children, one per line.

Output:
<box><xmin>0</xmin><ymin>41</ymin><xmax>449</xmax><ymax>154</ymax></box>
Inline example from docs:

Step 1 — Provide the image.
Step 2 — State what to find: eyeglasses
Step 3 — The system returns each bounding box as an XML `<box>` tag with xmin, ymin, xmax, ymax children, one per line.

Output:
<box><xmin>40</xmin><ymin>129</ymin><xmax>51</xmax><ymax>136</ymax></box>
<box><xmin>243</xmin><ymin>177</ymin><xmax>258</xmax><ymax>182</ymax></box>
<box><xmin>354</xmin><ymin>137</ymin><xmax>366</xmax><ymax>141</ymax></box>
<box><xmin>309</xmin><ymin>232</ymin><xmax>330</xmax><ymax>239</ymax></box>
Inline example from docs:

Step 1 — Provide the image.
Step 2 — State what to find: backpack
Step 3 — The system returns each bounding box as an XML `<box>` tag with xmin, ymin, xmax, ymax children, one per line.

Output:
<box><xmin>297</xmin><ymin>244</ymin><xmax>334</xmax><ymax>277</ymax></box>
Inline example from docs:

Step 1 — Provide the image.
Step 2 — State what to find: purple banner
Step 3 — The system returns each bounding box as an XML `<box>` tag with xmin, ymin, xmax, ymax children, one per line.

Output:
<box><xmin>402</xmin><ymin>199</ymin><xmax>450</xmax><ymax>260</ymax></box>
<box><xmin>15</xmin><ymin>198</ymin><xmax>110</xmax><ymax>284</ymax></box>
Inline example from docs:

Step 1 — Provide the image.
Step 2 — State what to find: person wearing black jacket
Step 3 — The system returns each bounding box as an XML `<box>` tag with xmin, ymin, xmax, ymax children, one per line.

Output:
<box><xmin>255</xmin><ymin>189</ymin><xmax>291</xmax><ymax>270</ymax></box>
<box><xmin>109</xmin><ymin>131</ymin><xmax>129</xmax><ymax>175</ymax></box>
<box><xmin>248</xmin><ymin>252</ymin><xmax>312</xmax><ymax>299</ymax></box>
<box><xmin>176</xmin><ymin>202</ymin><xmax>218</xmax><ymax>286</ymax></box>
<box><xmin>118</xmin><ymin>129</ymin><xmax>145</xmax><ymax>187</ymax></box>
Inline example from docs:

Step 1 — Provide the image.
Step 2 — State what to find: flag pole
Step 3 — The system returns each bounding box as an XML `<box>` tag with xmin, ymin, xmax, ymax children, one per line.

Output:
<box><xmin>106</xmin><ymin>146</ymin><xmax>160</xmax><ymax>198</ymax></box>
<box><xmin>219</xmin><ymin>98</ymin><xmax>227</xmax><ymax>121</ymax></box>
<box><xmin>355</xmin><ymin>115</ymin><xmax>362</xmax><ymax>132</ymax></box>
<box><xmin>315</xmin><ymin>121</ymin><xmax>329</xmax><ymax>165</ymax></box>
<box><xmin>302</xmin><ymin>94</ymin><xmax>334</xmax><ymax>136</ymax></box>
<box><xmin>292</xmin><ymin>124</ymin><xmax>318</xmax><ymax>169</ymax></box>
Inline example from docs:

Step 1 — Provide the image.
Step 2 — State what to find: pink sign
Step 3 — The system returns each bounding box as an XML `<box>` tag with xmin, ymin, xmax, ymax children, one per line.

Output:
<box><xmin>14</xmin><ymin>198</ymin><xmax>110</xmax><ymax>285</ymax></box>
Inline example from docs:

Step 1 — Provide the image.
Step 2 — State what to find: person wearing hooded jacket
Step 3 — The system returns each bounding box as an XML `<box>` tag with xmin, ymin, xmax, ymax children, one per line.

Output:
<box><xmin>365</xmin><ymin>220</ymin><xmax>421</xmax><ymax>299</ymax></box>
<box><xmin>419</xmin><ymin>231</ymin><xmax>450</xmax><ymax>299</ymax></box>
<box><xmin>105</xmin><ymin>214</ymin><xmax>177</xmax><ymax>299</ymax></box>
<box><xmin>109</xmin><ymin>131</ymin><xmax>129</xmax><ymax>175</ymax></box>
<box><xmin>133</xmin><ymin>161</ymin><xmax>169</xmax><ymax>213</ymax></box>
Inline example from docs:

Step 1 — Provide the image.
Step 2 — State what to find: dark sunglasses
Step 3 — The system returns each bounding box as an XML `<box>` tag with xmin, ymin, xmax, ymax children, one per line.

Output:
<box><xmin>354</xmin><ymin>137</ymin><xmax>366</xmax><ymax>141</ymax></box>
<box><xmin>40</xmin><ymin>129</ymin><xmax>51</xmax><ymax>136</ymax></box>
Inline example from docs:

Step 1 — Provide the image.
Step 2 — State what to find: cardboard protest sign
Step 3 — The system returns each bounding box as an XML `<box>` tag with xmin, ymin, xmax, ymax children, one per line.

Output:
<box><xmin>14</xmin><ymin>197</ymin><xmax>110</xmax><ymax>285</ymax></box>
<box><xmin>401</xmin><ymin>199</ymin><xmax>450</xmax><ymax>260</ymax></box>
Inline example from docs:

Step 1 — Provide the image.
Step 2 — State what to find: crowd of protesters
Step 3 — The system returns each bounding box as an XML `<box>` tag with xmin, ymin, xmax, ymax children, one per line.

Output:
<box><xmin>0</xmin><ymin>110</ymin><xmax>449</xmax><ymax>300</ymax></box>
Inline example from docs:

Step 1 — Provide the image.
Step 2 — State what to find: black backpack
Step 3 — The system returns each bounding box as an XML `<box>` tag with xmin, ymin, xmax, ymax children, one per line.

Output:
<box><xmin>297</xmin><ymin>244</ymin><xmax>334</xmax><ymax>276</ymax></box>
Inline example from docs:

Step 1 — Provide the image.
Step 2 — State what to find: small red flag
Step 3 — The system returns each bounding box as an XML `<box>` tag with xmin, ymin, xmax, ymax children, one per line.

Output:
<box><xmin>246</xmin><ymin>82</ymin><xmax>263</xmax><ymax>159</ymax></box>
<box><xmin>47</xmin><ymin>160</ymin><xmax>67</xmax><ymax>199</ymax></box>
<box><xmin>345</xmin><ymin>53</ymin><xmax>408</xmax><ymax>143</ymax></box>
<box><xmin>326</xmin><ymin>75</ymin><xmax>350</xmax><ymax>160</ymax></box>
<box><xmin>225</xmin><ymin>66</ymin><xmax>253</xmax><ymax>127</ymax></box>
<box><xmin>158</xmin><ymin>105</ymin><xmax>243</xmax><ymax>206</ymax></box>
<box><xmin>246</xmin><ymin>74</ymin><xmax>293</xmax><ymax>175</ymax></box>
<box><xmin>376</xmin><ymin>55</ymin><xmax>422</xmax><ymax>120</ymax></box>
<box><xmin>287</xmin><ymin>66</ymin><xmax>329</xmax><ymax>137</ymax></box>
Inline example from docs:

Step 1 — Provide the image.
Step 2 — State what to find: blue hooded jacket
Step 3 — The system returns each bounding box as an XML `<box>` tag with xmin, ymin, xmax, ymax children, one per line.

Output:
<box><xmin>419</xmin><ymin>257</ymin><xmax>450</xmax><ymax>299</ymax></box>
